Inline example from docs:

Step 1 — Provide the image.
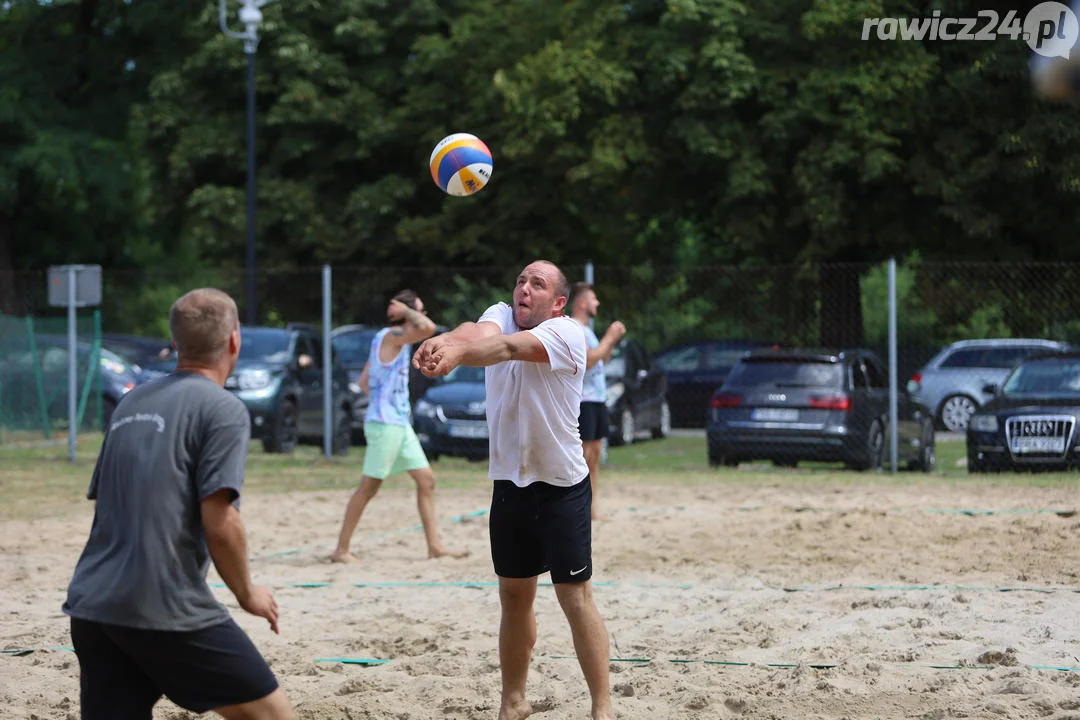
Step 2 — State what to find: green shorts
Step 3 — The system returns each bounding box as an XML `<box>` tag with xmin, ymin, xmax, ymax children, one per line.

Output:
<box><xmin>362</xmin><ymin>421</ymin><xmax>430</xmax><ymax>480</ymax></box>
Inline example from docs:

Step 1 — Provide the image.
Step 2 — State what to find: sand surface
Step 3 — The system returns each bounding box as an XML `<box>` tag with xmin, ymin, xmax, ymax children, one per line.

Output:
<box><xmin>2</xmin><ymin>480</ymin><xmax>1079</xmax><ymax>719</ymax></box>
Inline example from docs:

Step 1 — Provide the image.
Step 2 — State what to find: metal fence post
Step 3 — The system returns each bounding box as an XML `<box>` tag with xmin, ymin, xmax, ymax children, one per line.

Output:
<box><xmin>888</xmin><ymin>257</ymin><xmax>898</xmax><ymax>474</ymax></box>
<box><xmin>68</xmin><ymin>266</ymin><xmax>77</xmax><ymax>463</ymax></box>
<box><xmin>322</xmin><ymin>264</ymin><xmax>333</xmax><ymax>459</ymax></box>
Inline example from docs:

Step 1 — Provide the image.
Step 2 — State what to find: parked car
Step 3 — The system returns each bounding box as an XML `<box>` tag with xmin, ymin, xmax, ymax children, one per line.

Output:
<box><xmin>654</xmin><ymin>339</ymin><xmax>772</xmax><ymax>427</ymax></box>
<box><xmin>908</xmin><ymin>338</ymin><xmax>1072</xmax><ymax>432</ymax></box>
<box><xmin>707</xmin><ymin>348</ymin><xmax>935</xmax><ymax>471</ymax></box>
<box><xmin>413</xmin><ymin>365</ymin><xmax>489</xmax><ymax>462</ymax></box>
<box><xmin>605</xmin><ymin>338</ymin><xmax>670</xmax><ymax>445</ymax></box>
<box><xmin>966</xmin><ymin>350</ymin><xmax>1080</xmax><ymax>472</ymax></box>
<box><xmin>0</xmin><ymin>335</ymin><xmax>139</xmax><ymax>428</ymax></box>
<box><xmin>100</xmin><ymin>333</ymin><xmax>172</xmax><ymax>383</ymax></box>
<box><xmin>146</xmin><ymin>325</ymin><xmax>354</xmax><ymax>454</ymax></box>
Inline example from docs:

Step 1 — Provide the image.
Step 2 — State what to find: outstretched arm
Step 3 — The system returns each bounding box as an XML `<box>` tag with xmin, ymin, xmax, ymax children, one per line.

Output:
<box><xmin>419</xmin><ymin>331</ymin><xmax>548</xmax><ymax>377</ymax></box>
<box><xmin>413</xmin><ymin>320</ymin><xmax>501</xmax><ymax>370</ymax></box>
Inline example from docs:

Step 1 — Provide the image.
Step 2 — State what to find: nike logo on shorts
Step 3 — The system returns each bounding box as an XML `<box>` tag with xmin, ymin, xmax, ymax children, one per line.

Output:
<box><xmin>570</xmin><ymin>566</ymin><xmax>588</xmax><ymax>576</ymax></box>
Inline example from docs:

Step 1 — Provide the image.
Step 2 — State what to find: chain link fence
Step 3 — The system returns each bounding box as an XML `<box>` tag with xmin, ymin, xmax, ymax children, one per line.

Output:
<box><xmin>0</xmin><ymin>311</ymin><xmax>105</xmax><ymax>444</ymax></box>
<box><xmin>5</xmin><ymin>261</ymin><xmax>1078</xmax><ymax>456</ymax></box>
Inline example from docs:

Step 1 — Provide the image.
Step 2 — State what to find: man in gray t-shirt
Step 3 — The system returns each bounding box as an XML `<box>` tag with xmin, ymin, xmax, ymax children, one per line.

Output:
<box><xmin>63</xmin><ymin>288</ymin><xmax>293</xmax><ymax>720</ymax></box>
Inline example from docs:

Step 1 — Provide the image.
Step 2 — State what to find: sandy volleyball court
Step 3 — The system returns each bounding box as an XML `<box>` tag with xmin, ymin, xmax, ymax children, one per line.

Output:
<box><xmin>2</xmin><ymin>479</ymin><xmax>1079</xmax><ymax>719</ymax></box>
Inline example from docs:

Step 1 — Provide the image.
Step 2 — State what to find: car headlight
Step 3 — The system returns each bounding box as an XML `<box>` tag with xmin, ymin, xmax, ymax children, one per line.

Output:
<box><xmin>415</xmin><ymin>399</ymin><xmax>438</xmax><ymax>418</ymax></box>
<box><xmin>237</xmin><ymin>369</ymin><xmax>272</xmax><ymax>390</ymax></box>
<box><xmin>606</xmin><ymin>382</ymin><xmax>625</xmax><ymax>407</ymax></box>
<box><xmin>969</xmin><ymin>415</ymin><xmax>998</xmax><ymax>432</ymax></box>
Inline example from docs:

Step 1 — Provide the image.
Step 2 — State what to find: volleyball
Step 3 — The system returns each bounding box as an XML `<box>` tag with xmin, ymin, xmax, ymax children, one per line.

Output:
<box><xmin>429</xmin><ymin>133</ymin><xmax>493</xmax><ymax>196</ymax></box>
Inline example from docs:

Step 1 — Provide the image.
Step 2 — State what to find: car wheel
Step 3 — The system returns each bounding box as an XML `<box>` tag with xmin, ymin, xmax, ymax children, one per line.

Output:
<box><xmin>849</xmin><ymin>419</ymin><xmax>884</xmax><ymax>471</ymax></box>
<box><xmin>332</xmin><ymin>407</ymin><xmax>351</xmax><ymax>456</ymax></box>
<box><xmin>910</xmin><ymin>422</ymin><xmax>935</xmax><ymax>472</ymax></box>
<box><xmin>651</xmin><ymin>401</ymin><xmax>671</xmax><ymax>439</ymax></box>
<box><xmin>611</xmin><ymin>408</ymin><xmax>634</xmax><ymax>446</ymax></box>
<box><xmin>939</xmin><ymin>394</ymin><xmax>978</xmax><ymax>432</ymax></box>
<box><xmin>263</xmin><ymin>400</ymin><xmax>298</xmax><ymax>454</ymax></box>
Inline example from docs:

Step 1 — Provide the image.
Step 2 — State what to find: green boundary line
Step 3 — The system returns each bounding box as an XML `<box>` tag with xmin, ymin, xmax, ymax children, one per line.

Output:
<box><xmin>5</xmin><ymin>648</ymin><xmax>1075</xmax><ymax>673</ymax></box>
<box><xmin>209</xmin><ymin>581</ymin><xmax>1077</xmax><ymax>593</ymax></box>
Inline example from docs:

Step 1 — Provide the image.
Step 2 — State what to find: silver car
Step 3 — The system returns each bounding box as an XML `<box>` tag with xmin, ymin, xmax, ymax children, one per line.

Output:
<box><xmin>908</xmin><ymin>339</ymin><xmax>1072</xmax><ymax>431</ymax></box>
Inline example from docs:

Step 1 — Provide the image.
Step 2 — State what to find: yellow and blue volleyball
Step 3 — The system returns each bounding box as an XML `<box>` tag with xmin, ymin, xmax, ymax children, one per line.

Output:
<box><xmin>429</xmin><ymin>133</ymin><xmax>493</xmax><ymax>196</ymax></box>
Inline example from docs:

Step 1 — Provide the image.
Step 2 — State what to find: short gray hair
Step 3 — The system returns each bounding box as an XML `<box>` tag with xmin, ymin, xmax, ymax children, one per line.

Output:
<box><xmin>169</xmin><ymin>288</ymin><xmax>239</xmax><ymax>364</ymax></box>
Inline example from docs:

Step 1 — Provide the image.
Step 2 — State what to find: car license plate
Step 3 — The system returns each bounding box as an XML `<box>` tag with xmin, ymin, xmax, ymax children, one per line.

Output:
<box><xmin>449</xmin><ymin>422</ymin><xmax>488</xmax><ymax>439</ymax></box>
<box><xmin>752</xmin><ymin>408</ymin><xmax>799</xmax><ymax>422</ymax></box>
<box><xmin>1010</xmin><ymin>436</ymin><xmax>1065</xmax><ymax>454</ymax></box>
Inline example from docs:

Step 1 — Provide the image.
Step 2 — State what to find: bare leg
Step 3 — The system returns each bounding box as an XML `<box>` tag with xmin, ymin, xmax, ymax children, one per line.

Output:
<box><xmin>581</xmin><ymin>440</ymin><xmax>607</xmax><ymax>521</ymax></box>
<box><xmin>215</xmin><ymin>687</ymin><xmax>293</xmax><ymax>719</ymax></box>
<box><xmin>553</xmin><ymin>581</ymin><xmax>614</xmax><ymax>720</ymax></box>
<box><xmin>498</xmin><ymin>576</ymin><xmax>537</xmax><ymax>720</ymax></box>
<box><xmin>331</xmin><ymin>476</ymin><xmax>382</xmax><ymax>562</ymax></box>
<box><xmin>408</xmin><ymin>467</ymin><xmax>469</xmax><ymax>559</ymax></box>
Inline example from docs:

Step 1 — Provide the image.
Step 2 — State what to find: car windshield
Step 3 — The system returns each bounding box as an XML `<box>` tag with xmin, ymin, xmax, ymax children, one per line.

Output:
<box><xmin>442</xmin><ymin>365</ymin><xmax>486</xmax><ymax>383</ymax></box>
<box><xmin>333</xmin><ymin>330</ymin><xmax>378</xmax><ymax>365</ymax></box>
<box><xmin>725</xmin><ymin>359</ymin><xmax>843</xmax><ymax>388</ymax></box>
<box><xmin>1001</xmin><ymin>359</ymin><xmax>1080</xmax><ymax>396</ymax></box>
<box><xmin>239</xmin><ymin>328</ymin><xmax>291</xmax><ymax>363</ymax></box>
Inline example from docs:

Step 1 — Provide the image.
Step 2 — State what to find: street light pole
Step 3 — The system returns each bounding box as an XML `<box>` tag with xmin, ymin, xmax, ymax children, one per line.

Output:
<box><xmin>220</xmin><ymin>0</ymin><xmax>274</xmax><ymax>325</ymax></box>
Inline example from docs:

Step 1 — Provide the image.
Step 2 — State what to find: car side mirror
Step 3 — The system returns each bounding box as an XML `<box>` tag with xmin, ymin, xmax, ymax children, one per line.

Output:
<box><xmin>298</xmin><ymin>354</ymin><xmax>314</xmax><ymax>370</ymax></box>
<box><xmin>982</xmin><ymin>383</ymin><xmax>998</xmax><ymax>396</ymax></box>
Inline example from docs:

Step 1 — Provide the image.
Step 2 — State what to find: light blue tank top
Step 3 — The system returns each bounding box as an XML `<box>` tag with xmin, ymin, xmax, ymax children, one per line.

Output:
<box><xmin>582</xmin><ymin>325</ymin><xmax>606</xmax><ymax>403</ymax></box>
<box><xmin>364</xmin><ymin>328</ymin><xmax>412</xmax><ymax>426</ymax></box>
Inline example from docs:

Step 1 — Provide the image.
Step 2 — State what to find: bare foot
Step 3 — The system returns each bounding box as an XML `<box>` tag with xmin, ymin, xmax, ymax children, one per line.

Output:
<box><xmin>498</xmin><ymin>699</ymin><xmax>532</xmax><ymax>720</ymax></box>
<box><xmin>428</xmin><ymin>547</ymin><xmax>470</xmax><ymax>559</ymax></box>
<box><xmin>329</xmin><ymin>550</ymin><xmax>356</xmax><ymax>563</ymax></box>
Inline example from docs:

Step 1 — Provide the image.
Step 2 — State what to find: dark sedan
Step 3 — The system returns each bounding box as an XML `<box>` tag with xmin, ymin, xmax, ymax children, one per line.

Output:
<box><xmin>413</xmin><ymin>365</ymin><xmax>489</xmax><ymax>461</ymax></box>
<box><xmin>707</xmin><ymin>348</ymin><xmax>936</xmax><ymax>471</ymax></box>
<box><xmin>967</xmin><ymin>351</ymin><xmax>1080</xmax><ymax>472</ymax></box>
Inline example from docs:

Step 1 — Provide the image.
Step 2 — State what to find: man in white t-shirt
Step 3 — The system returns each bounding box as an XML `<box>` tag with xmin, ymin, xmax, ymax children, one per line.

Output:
<box><xmin>413</xmin><ymin>261</ymin><xmax>614</xmax><ymax>720</ymax></box>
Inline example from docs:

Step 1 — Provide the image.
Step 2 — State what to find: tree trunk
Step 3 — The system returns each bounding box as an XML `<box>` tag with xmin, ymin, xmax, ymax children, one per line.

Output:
<box><xmin>819</xmin><ymin>264</ymin><xmax>865</xmax><ymax>348</ymax></box>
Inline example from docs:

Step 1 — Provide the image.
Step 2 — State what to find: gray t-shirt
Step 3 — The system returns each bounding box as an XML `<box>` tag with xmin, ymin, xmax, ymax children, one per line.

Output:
<box><xmin>63</xmin><ymin>372</ymin><xmax>250</xmax><ymax>631</ymax></box>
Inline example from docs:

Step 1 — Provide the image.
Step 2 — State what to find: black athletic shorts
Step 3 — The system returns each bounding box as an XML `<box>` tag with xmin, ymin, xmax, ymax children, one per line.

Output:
<box><xmin>489</xmin><ymin>477</ymin><xmax>593</xmax><ymax>583</ymax></box>
<box><xmin>70</xmin><ymin>616</ymin><xmax>279</xmax><ymax>718</ymax></box>
<box><xmin>578</xmin><ymin>402</ymin><xmax>608</xmax><ymax>442</ymax></box>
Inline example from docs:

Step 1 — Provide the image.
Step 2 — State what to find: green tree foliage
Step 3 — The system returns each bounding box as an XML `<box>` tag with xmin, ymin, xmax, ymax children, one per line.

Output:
<box><xmin>6</xmin><ymin>0</ymin><xmax>1080</xmax><ymax>341</ymax></box>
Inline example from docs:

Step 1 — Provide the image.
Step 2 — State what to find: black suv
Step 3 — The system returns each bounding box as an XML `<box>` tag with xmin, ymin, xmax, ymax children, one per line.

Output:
<box><xmin>706</xmin><ymin>348</ymin><xmax>935</xmax><ymax>471</ymax></box>
<box><xmin>145</xmin><ymin>324</ymin><xmax>353</xmax><ymax>454</ymax></box>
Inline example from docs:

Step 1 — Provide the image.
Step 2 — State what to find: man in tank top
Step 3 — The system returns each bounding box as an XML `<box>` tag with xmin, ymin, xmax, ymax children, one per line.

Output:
<box><xmin>330</xmin><ymin>290</ymin><xmax>468</xmax><ymax>563</ymax></box>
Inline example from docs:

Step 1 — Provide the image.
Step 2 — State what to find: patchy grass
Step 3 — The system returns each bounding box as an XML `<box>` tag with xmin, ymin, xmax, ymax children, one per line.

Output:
<box><xmin>1</xmin><ymin>432</ymin><xmax>1074</xmax><ymax>521</ymax></box>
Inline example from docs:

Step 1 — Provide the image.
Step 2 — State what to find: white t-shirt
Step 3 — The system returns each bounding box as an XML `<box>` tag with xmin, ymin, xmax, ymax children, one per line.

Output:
<box><xmin>477</xmin><ymin>302</ymin><xmax>589</xmax><ymax>488</ymax></box>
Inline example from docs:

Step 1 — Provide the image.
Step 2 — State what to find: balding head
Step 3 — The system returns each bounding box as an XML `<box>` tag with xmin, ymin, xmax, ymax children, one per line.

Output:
<box><xmin>169</xmin><ymin>289</ymin><xmax>240</xmax><ymax>366</ymax></box>
<box><xmin>534</xmin><ymin>260</ymin><xmax>570</xmax><ymax>300</ymax></box>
